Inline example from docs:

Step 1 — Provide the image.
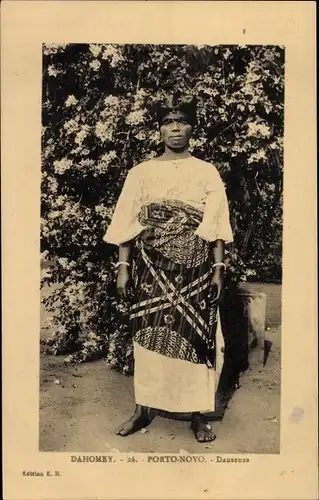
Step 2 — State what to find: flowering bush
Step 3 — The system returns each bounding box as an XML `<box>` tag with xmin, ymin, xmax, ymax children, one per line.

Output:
<box><xmin>41</xmin><ymin>44</ymin><xmax>284</xmax><ymax>372</ymax></box>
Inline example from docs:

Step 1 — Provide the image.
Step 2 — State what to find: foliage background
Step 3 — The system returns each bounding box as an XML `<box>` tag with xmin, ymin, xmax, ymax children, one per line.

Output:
<box><xmin>41</xmin><ymin>43</ymin><xmax>284</xmax><ymax>372</ymax></box>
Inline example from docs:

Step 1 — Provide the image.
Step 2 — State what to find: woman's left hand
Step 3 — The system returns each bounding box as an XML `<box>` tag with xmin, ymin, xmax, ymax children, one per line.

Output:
<box><xmin>209</xmin><ymin>268</ymin><xmax>224</xmax><ymax>304</ymax></box>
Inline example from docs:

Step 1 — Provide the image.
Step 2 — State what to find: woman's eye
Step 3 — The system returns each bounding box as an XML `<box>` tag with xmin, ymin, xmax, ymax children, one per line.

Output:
<box><xmin>165</xmin><ymin>121</ymin><xmax>187</xmax><ymax>125</ymax></box>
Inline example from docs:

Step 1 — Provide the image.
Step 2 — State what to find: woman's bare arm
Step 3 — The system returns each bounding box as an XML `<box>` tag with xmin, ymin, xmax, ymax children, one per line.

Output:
<box><xmin>118</xmin><ymin>241</ymin><xmax>132</xmax><ymax>264</ymax></box>
<box><xmin>212</xmin><ymin>239</ymin><xmax>225</xmax><ymax>264</ymax></box>
<box><xmin>117</xmin><ymin>241</ymin><xmax>132</xmax><ymax>298</ymax></box>
<box><xmin>211</xmin><ymin>239</ymin><xmax>225</xmax><ymax>302</ymax></box>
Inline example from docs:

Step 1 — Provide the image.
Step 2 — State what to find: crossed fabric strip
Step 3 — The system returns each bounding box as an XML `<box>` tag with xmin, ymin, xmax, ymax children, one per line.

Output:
<box><xmin>130</xmin><ymin>243</ymin><xmax>216</xmax><ymax>343</ymax></box>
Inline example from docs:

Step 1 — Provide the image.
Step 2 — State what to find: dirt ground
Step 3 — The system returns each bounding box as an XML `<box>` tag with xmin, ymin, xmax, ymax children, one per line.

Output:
<box><xmin>39</xmin><ymin>283</ymin><xmax>281</xmax><ymax>454</ymax></box>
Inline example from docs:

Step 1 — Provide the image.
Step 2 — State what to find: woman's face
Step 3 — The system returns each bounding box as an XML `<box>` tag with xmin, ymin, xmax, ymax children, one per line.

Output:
<box><xmin>159</xmin><ymin>112</ymin><xmax>193</xmax><ymax>151</ymax></box>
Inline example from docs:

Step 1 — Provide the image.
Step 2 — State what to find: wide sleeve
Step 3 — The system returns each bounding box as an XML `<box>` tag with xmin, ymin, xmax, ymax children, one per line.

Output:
<box><xmin>102</xmin><ymin>167</ymin><xmax>147</xmax><ymax>246</ymax></box>
<box><xmin>194</xmin><ymin>167</ymin><xmax>233</xmax><ymax>245</ymax></box>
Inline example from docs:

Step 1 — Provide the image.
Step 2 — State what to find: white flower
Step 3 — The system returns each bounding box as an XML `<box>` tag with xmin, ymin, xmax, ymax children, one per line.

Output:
<box><xmin>189</xmin><ymin>137</ymin><xmax>206</xmax><ymax>150</ymax></box>
<box><xmin>48</xmin><ymin>210</ymin><xmax>61</xmax><ymax>220</ymax></box>
<box><xmin>67</xmin><ymin>294</ymin><xmax>77</xmax><ymax>306</ymax></box>
<box><xmin>89</xmin><ymin>60</ymin><xmax>101</xmax><ymax>71</ymax></box>
<box><xmin>43</xmin><ymin>144</ymin><xmax>55</xmax><ymax>159</ymax></box>
<box><xmin>247</xmin><ymin>122</ymin><xmax>271</xmax><ymax>138</ymax></box>
<box><xmin>48</xmin><ymin>65</ymin><xmax>58</xmax><ymax>77</ymax></box>
<box><xmin>104</xmin><ymin>95</ymin><xmax>120</xmax><ymax>107</ymax></box>
<box><xmin>241</xmin><ymin>83</ymin><xmax>254</xmax><ymax>96</ymax></box>
<box><xmin>95</xmin><ymin>121</ymin><xmax>113</xmax><ymax>142</ymax></box>
<box><xmin>101</xmin><ymin>45</ymin><xmax>124</xmax><ymax>67</ymax></box>
<box><xmin>125</xmin><ymin>110</ymin><xmax>146</xmax><ymax>126</ymax></box>
<box><xmin>62</xmin><ymin>201</ymin><xmax>81</xmax><ymax>218</ymax></box>
<box><xmin>79</xmin><ymin>158</ymin><xmax>95</xmax><ymax>168</ymax></box>
<box><xmin>43</xmin><ymin>43</ymin><xmax>67</xmax><ymax>55</ymax></box>
<box><xmin>95</xmin><ymin>205</ymin><xmax>108</xmax><ymax>217</ymax></box>
<box><xmin>258</xmin><ymin>124</ymin><xmax>271</xmax><ymax>137</ymax></box>
<box><xmin>53</xmin><ymin>158</ymin><xmax>73</xmax><ymax>174</ymax></box>
<box><xmin>223</xmin><ymin>48</ymin><xmax>232</xmax><ymax>60</ymax></box>
<box><xmin>89</xmin><ymin>44</ymin><xmax>101</xmax><ymax>57</ymax></box>
<box><xmin>247</xmin><ymin>122</ymin><xmax>259</xmax><ymax>135</ymax></box>
<box><xmin>264</xmin><ymin>103</ymin><xmax>272</xmax><ymax>114</ymax></box>
<box><xmin>247</xmin><ymin>149</ymin><xmax>267</xmax><ymax>164</ymax></box>
<box><xmin>106</xmin><ymin>206</ymin><xmax>115</xmax><ymax>220</ymax></box>
<box><xmin>110</xmin><ymin>54</ymin><xmax>124</xmax><ymax>68</ymax></box>
<box><xmin>96</xmin><ymin>150</ymin><xmax>117</xmax><ymax>172</ymax></box>
<box><xmin>108</xmin><ymin>342</ymin><xmax>116</xmax><ymax>353</ymax></box>
<box><xmin>58</xmin><ymin>260</ymin><xmax>77</xmax><ymax>274</ymax></box>
<box><xmin>131</xmin><ymin>89</ymin><xmax>148</xmax><ymax>110</ymax></box>
<box><xmin>41</xmin><ymin>268</ymin><xmax>52</xmax><ymax>280</ymax></box>
<box><xmin>101</xmin><ymin>45</ymin><xmax>118</xmax><ymax>59</ymax></box>
<box><xmin>102</xmin><ymin>150</ymin><xmax>117</xmax><ymax>162</ymax></box>
<box><xmin>246</xmin><ymin>71</ymin><xmax>261</xmax><ymax>84</ymax></box>
<box><xmin>145</xmin><ymin>150</ymin><xmax>158</xmax><ymax>160</ymax></box>
<box><xmin>41</xmin><ymin>250</ymin><xmax>49</xmax><ymax>260</ymax></box>
<box><xmin>71</xmin><ymin>146</ymin><xmax>83</xmax><ymax>155</ymax></box>
<box><xmin>74</xmin><ymin>125</ymin><xmax>90</xmax><ymax>145</ymax></box>
<box><xmin>96</xmin><ymin>163</ymin><xmax>108</xmax><ymax>174</ymax></box>
<box><xmin>54</xmin><ymin>195</ymin><xmax>66</xmax><ymax>207</ymax></box>
<box><xmin>57</xmin><ymin>257</ymin><xmax>69</xmax><ymax>268</ymax></box>
<box><xmin>135</xmin><ymin>88</ymin><xmax>147</xmax><ymax>100</ymax></box>
<box><xmin>135</xmin><ymin>130</ymin><xmax>146</xmax><ymax>141</ymax></box>
<box><xmin>100</xmin><ymin>96</ymin><xmax>123</xmax><ymax>121</ymax></box>
<box><xmin>99</xmin><ymin>271</ymin><xmax>109</xmax><ymax>281</ymax></box>
<box><xmin>149</xmin><ymin>129</ymin><xmax>160</xmax><ymax>144</ymax></box>
<box><xmin>232</xmin><ymin>143</ymin><xmax>246</xmax><ymax>154</ymax></box>
<box><xmin>65</xmin><ymin>95</ymin><xmax>78</xmax><ymax>107</ymax></box>
<box><xmin>96</xmin><ymin>205</ymin><xmax>116</xmax><ymax>220</ymax></box>
<box><xmin>207</xmin><ymin>87</ymin><xmax>219</xmax><ymax>97</ymax></box>
<box><xmin>246</xmin><ymin>269</ymin><xmax>257</xmax><ymax>277</ymax></box>
<box><xmin>64</xmin><ymin>119</ymin><xmax>79</xmax><ymax>135</ymax></box>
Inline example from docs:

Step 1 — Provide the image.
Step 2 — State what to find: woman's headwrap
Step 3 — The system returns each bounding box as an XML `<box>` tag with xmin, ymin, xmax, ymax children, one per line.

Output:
<box><xmin>155</xmin><ymin>93</ymin><xmax>197</xmax><ymax>127</ymax></box>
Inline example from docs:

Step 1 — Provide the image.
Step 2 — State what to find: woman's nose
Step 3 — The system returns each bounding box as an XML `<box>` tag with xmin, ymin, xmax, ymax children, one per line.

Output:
<box><xmin>172</xmin><ymin>122</ymin><xmax>181</xmax><ymax>131</ymax></box>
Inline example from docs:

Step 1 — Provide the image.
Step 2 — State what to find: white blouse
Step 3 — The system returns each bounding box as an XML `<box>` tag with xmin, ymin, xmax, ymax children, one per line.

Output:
<box><xmin>103</xmin><ymin>156</ymin><xmax>233</xmax><ymax>246</ymax></box>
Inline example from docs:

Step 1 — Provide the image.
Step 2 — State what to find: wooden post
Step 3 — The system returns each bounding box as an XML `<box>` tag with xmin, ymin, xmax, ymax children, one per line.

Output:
<box><xmin>238</xmin><ymin>290</ymin><xmax>267</xmax><ymax>365</ymax></box>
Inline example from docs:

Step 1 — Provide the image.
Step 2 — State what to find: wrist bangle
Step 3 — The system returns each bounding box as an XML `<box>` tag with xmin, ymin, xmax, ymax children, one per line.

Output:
<box><xmin>114</xmin><ymin>261</ymin><xmax>130</xmax><ymax>268</ymax></box>
<box><xmin>212</xmin><ymin>262</ymin><xmax>226</xmax><ymax>270</ymax></box>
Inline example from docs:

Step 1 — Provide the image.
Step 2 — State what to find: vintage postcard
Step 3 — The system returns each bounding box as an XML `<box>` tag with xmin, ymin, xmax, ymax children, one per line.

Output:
<box><xmin>1</xmin><ymin>1</ymin><xmax>317</xmax><ymax>499</ymax></box>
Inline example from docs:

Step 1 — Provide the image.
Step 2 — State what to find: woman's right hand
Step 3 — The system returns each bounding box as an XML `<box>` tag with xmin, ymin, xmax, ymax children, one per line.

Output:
<box><xmin>116</xmin><ymin>266</ymin><xmax>131</xmax><ymax>298</ymax></box>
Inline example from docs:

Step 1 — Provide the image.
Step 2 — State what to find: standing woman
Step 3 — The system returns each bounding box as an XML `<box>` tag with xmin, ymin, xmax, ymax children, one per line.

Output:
<box><xmin>103</xmin><ymin>94</ymin><xmax>233</xmax><ymax>443</ymax></box>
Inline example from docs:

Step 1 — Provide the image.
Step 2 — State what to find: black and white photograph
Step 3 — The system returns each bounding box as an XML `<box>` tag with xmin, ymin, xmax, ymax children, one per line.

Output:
<box><xmin>40</xmin><ymin>42</ymin><xmax>284</xmax><ymax>454</ymax></box>
<box><xmin>2</xmin><ymin>2</ymin><xmax>317</xmax><ymax>500</ymax></box>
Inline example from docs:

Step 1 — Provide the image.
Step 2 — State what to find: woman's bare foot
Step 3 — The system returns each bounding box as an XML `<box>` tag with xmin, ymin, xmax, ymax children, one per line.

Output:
<box><xmin>190</xmin><ymin>412</ymin><xmax>216</xmax><ymax>443</ymax></box>
<box><xmin>115</xmin><ymin>405</ymin><xmax>153</xmax><ymax>437</ymax></box>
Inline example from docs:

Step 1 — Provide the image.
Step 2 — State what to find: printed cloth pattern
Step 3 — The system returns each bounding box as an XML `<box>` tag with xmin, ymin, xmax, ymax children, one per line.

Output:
<box><xmin>130</xmin><ymin>200</ymin><xmax>218</xmax><ymax>366</ymax></box>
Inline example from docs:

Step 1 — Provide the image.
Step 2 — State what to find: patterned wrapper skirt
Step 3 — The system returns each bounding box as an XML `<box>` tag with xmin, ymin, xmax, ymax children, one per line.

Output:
<box><xmin>130</xmin><ymin>200</ymin><xmax>225</xmax><ymax>413</ymax></box>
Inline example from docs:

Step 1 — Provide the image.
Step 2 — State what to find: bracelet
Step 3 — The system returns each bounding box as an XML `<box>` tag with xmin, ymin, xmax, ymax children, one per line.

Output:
<box><xmin>114</xmin><ymin>261</ymin><xmax>130</xmax><ymax>269</ymax></box>
<box><xmin>212</xmin><ymin>262</ymin><xmax>226</xmax><ymax>270</ymax></box>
